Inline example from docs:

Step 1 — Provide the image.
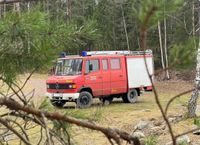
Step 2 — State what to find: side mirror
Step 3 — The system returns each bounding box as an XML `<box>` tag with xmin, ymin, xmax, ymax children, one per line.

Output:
<box><xmin>84</xmin><ymin>62</ymin><xmax>93</xmax><ymax>75</ymax></box>
<box><xmin>49</xmin><ymin>67</ymin><xmax>55</xmax><ymax>75</ymax></box>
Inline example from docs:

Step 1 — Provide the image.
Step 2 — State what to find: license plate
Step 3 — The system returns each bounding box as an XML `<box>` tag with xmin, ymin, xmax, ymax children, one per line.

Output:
<box><xmin>53</xmin><ymin>93</ymin><xmax>62</xmax><ymax>97</ymax></box>
<box><xmin>52</xmin><ymin>93</ymin><xmax>63</xmax><ymax>100</ymax></box>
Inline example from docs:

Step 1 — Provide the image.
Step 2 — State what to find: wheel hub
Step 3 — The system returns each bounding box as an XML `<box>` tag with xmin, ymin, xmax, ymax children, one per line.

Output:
<box><xmin>80</xmin><ymin>95</ymin><xmax>89</xmax><ymax>105</ymax></box>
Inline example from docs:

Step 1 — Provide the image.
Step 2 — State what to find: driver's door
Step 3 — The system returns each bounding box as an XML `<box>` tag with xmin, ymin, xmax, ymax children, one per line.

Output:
<box><xmin>84</xmin><ymin>59</ymin><xmax>103</xmax><ymax>97</ymax></box>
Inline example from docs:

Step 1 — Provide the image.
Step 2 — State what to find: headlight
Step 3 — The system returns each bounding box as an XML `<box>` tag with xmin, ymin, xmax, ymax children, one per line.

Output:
<box><xmin>69</xmin><ymin>85</ymin><xmax>73</xmax><ymax>88</ymax></box>
<box><xmin>68</xmin><ymin>84</ymin><xmax>76</xmax><ymax>89</ymax></box>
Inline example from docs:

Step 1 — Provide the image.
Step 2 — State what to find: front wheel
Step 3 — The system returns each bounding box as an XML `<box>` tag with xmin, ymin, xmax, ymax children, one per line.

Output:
<box><xmin>122</xmin><ymin>89</ymin><xmax>138</xmax><ymax>103</ymax></box>
<box><xmin>50</xmin><ymin>100</ymin><xmax>66</xmax><ymax>108</ymax></box>
<box><xmin>76</xmin><ymin>91</ymin><xmax>93</xmax><ymax>108</ymax></box>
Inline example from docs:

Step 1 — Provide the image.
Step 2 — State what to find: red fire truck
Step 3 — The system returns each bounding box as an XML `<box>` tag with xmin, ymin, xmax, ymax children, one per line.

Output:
<box><xmin>45</xmin><ymin>50</ymin><xmax>154</xmax><ymax>108</ymax></box>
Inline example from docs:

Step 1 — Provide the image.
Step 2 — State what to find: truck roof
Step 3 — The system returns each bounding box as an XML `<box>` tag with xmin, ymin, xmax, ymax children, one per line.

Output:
<box><xmin>58</xmin><ymin>54</ymin><xmax>152</xmax><ymax>60</ymax></box>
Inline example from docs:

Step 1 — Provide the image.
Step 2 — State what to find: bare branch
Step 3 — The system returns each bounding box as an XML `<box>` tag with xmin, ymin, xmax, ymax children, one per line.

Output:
<box><xmin>8</xmin><ymin>69</ymin><xmax>37</xmax><ymax>104</ymax></box>
<box><xmin>41</xmin><ymin>112</ymin><xmax>52</xmax><ymax>145</ymax></box>
<box><xmin>140</xmin><ymin>6</ymin><xmax>157</xmax><ymax>50</ymax></box>
<box><xmin>165</xmin><ymin>88</ymin><xmax>195</xmax><ymax>115</ymax></box>
<box><xmin>175</xmin><ymin>127</ymin><xmax>200</xmax><ymax>139</ymax></box>
<box><xmin>0</xmin><ymin>77</ymin><xmax>26</xmax><ymax>105</ymax></box>
<box><xmin>11</xmin><ymin>112</ymin><xmax>69</xmax><ymax>145</ymax></box>
<box><xmin>0</xmin><ymin>97</ymin><xmax>140</xmax><ymax>145</ymax></box>
<box><xmin>0</xmin><ymin>117</ymin><xmax>32</xmax><ymax>145</ymax></box>
<box><xmin>6</xmin><ymin>118</ymin><xmax>30</xmax><ymax>142</ymax></box>
<box><xmin>37</xmin><ymin>127</ymin><xmax>43</xmax><ymax>145</ymax></box>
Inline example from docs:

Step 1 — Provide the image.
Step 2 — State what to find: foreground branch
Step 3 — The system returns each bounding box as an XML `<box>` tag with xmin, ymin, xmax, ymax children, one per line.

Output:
<box><xmin>0</xmin><ymin>97</ymin><xmax>140</xmax><ymax>145</ymax></box>
<box><xmin>140</xmin><ymin>5</ymin><xmax>176</xmax><ymax>145</ymax></box>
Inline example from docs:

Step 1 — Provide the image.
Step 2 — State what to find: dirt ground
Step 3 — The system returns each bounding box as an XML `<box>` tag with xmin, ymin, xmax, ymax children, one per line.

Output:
<box><xmin>14</xmin><ymin>73</ymin><xmax>200</xmax><ymax>145</ymax></box>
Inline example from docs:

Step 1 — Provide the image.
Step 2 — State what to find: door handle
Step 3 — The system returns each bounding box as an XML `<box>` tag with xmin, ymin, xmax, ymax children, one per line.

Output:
<box><xmin>98</xmin><ymin>76</ymin><xmax>102</xmax><ymax>79</ymax></box>
<box><xmin>119</xmin><ymin>75</ymin><xmax>123</xmax><ymax>77</ymax></box>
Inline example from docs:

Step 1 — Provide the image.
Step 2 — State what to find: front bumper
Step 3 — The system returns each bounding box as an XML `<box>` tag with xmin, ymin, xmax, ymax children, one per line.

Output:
<box><xmin>45</xmin><ymin>92</ymin><xmax>80</xmax><ymax>101</ymax></box>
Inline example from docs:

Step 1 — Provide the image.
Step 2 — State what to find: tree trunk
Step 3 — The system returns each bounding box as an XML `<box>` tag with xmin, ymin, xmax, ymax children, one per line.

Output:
<box><xmin>0</xmin><ymin>4</ymin><xmax>1</xmax><ymax>18</ymax></box>
<box><xmin>112</xmin><ymin>23</ymin><xmax>116</xmax><ymax>50</ymax></box>
<box><xmin>13</xmin><ymin>2</ymin><xmax>20</xmax><ymax>12</ymax></box>
<box><xmin>56</xmin><ymin>1</ymin><xmax>59</xmax><ymax>23</ymax></box>
<box><xmin>27</xmin><ymin>2</ymin><xmax>30</xmax><ymax>11</ymax></box>
<box><xmin>67</xmin><ymin>0</ymin><xmax>71</xmax><ymax>21</ymax></box>
<box><xmin>95</xmin><ymin>0</ymin><xmax>99</xmax><ymax>5</ymax></box>
<box><xmin>193</xmin><ymin>1</ymin><xmax>196</xmax><ymax>46</ymax></box>
<box><xmin>158</xmin><ymin>21</ymin><xmax>165</xmax><ymax>70</ymax></box>
<box><xmin>188</xmin><ymin>46</ymin><xmax>200</xmax><ymax>117</ymax></box>
<box><xmin>112</xmin><ymin>2</ymin><xmax>116</xmax><ymax>50</ymax></box>
<box><xmin>47</xmin><ymin>0</ymin><xmax>49</xmax><ymax>14</ymax></box>
<box><xmin>121</xmin><ymin>5</ymin><xmax>130</xmax><ymax>51</ymax></box>
<box><xmin>3</xmin><ymin>3</ymin><xmax>6</xmax><ymax>16</ymax></box>
<box><xmin>163</xmin><ymin>0</ymin><xmax>170</xmax><ymax>79</ymax></box>
<box><xmin>188</xmin><ymin>1</ymin><xmax>200</xmax><ymax>118</ymax></box>
<box><xmin>164</xmin><ymin>17</ymin><xmax>170</xmax><ymax>79</ymax></box>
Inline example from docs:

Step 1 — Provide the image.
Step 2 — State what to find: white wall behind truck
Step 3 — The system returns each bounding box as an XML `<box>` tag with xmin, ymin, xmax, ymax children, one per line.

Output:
<box><xmin>126</xmin><ymin>56</ymin><xmax>154</xmax><ymax>89</ymax></box>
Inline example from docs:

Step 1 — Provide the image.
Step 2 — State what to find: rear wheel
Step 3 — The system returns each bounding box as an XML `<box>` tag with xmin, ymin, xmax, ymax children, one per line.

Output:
<box><xmin>50</xmin><ymin>100</ymin><xmax>66</xmax><ymax>108</ymax></box>
<box><xmin>122</xmin><ymin>89</ymin><xmax>138</xmax><ymax>103</ymax></box>
<box><xmin>76</xmin><ymin>91</ymin><xmax>93</xmax><ymax>108</ymax></box>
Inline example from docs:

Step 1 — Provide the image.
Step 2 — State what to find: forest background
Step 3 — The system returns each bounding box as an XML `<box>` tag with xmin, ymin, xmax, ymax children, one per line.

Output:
<box><xmin>0</xmin><ymin>0</ymin><xmax>196</xmax><ymax>77</ymax></box>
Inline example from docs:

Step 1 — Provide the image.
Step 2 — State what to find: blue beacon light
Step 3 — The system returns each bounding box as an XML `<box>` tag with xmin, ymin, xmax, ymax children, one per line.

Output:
<box><xmin>60</xmin><ymin>52</ymin><xmax>66</xmax><ymax>58</ymax></box>
<box><xmin>81</xmin><ymin>51</ymin><xmax>87</xmax><ymax>56</ymax></box>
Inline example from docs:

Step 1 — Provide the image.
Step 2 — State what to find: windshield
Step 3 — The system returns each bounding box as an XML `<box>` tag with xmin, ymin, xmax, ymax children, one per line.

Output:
<box><xmin>55</xmin><ymin>59</ymin><xmax>83</xmax><ymax>76</ymax></box>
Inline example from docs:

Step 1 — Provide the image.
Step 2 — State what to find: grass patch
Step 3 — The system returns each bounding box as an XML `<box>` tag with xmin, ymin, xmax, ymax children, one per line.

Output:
<box><xmin>144</xmin><ymin>135</ymin><xmax>158</xmax><ymax>145</ymax></box>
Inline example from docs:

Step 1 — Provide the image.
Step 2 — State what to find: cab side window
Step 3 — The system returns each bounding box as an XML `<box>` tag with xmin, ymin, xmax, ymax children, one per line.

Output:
<box><xmin>110</xmin><ymin>58</ymin><xmax>121</xmax><ymax>70</ymax></box>
<box><xmin>102</xmin><ymin>59</ymin><xmax>108</xmax><ymax>70</ymax></box>
<box><xmin>85</xmin><ymin>59</ymin><xmax>99</xmax><ymax>73</ymax></box>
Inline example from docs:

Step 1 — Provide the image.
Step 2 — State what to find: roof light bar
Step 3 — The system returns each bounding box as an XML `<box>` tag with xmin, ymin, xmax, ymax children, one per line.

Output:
<box><xmin>81</xmin><ymin>50</ymin><xmax>152</xmax><ymax>56</ymax></box>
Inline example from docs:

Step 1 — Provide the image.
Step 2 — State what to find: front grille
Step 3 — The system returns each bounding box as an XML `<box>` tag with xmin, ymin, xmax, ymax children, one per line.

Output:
<box><xmin>48</xmin><ymin>83</ymin><xmax>71</xmax><ymax>89</ymax></box>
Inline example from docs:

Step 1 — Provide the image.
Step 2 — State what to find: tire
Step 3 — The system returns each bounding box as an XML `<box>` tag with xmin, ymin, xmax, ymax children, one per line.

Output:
<box><xmin>99</xmin><ymin>96</ymin><xmax>113</xmax><ymax>105</ymax></box>
<box><xmin>50</xmin><ymin>100</ymin><xmax>66</xmax><ymax>108</ymax></box>
<box><xmin>122</xmin><ymin>89</ymin><xmax>138</xmax><ymax>103</ymax></box>
<box><xmin>76</xmin><ymin>91</ymin><xmax>93</xmax><ymax>108</ymax></box>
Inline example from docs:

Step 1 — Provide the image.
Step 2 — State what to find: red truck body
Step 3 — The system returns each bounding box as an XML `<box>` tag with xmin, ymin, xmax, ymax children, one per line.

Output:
<box><xmin>46</xmin><ymin>50</ymin><xmax>153</xmax><ymax>108</ymax></box>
